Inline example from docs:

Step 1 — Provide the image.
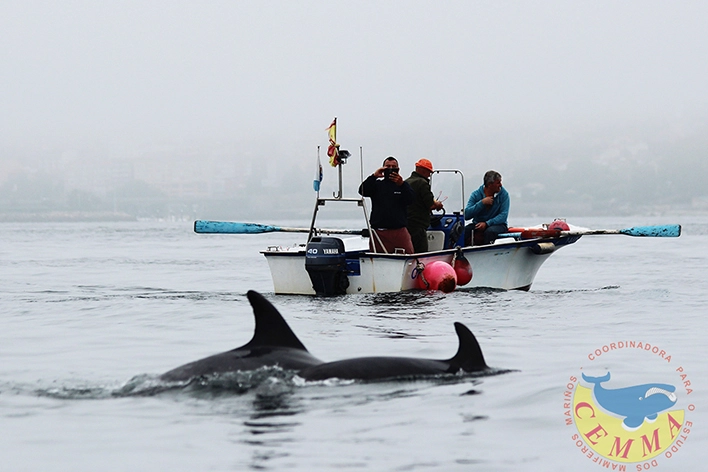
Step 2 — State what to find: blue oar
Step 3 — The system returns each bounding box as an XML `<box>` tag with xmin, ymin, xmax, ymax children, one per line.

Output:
<box><xmin>194</xmin><ymin>220</ymin><xmax>364</xmax><ymax>235</ymax></box>
<box><xmin>570</xmin><ymin>224</ymin><xmax>681</xmax><ymax>237</ymax></box>
<box><xmin>499</xmin><ymin>224</ymin><xmax>681</xmax><ymax>239</ymax></box>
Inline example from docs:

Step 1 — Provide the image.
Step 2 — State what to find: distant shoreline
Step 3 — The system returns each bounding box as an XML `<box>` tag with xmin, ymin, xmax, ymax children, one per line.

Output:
<box><xmin>0</xmin><ymin>211</ymin><xmax>136</xmax><ymax>222</ymax></box>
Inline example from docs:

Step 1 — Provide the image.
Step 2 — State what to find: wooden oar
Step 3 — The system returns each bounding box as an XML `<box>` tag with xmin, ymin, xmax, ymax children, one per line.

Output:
<box><xmin>499</xmin><ymin>224</ymin><xmax>681</xmax><ymax>240</ymax></box>
<box><xmin>194</xmin><ymin>220</ymin><xmax>364</xmax><ymax>235</ymax></box>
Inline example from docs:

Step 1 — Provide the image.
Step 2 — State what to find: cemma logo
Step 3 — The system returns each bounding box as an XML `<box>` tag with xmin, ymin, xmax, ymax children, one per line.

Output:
<box><xmin>564</xmin><ymin>341</ymin><xmax>695</xmax><ymax>470</ymax></box>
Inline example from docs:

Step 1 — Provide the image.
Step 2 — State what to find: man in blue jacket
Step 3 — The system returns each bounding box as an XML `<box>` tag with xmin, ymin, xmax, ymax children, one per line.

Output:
<box><xmin>464</xmin><ymin>170</ymin><xmax>509</xmax><ymax>245</ymax></box>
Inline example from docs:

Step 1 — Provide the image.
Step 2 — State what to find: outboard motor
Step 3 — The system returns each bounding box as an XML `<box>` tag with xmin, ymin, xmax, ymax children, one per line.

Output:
<box><xmin>305</xmin><ymin>237</ymin><xmax>349</xmax><ymax>296</ymax></box>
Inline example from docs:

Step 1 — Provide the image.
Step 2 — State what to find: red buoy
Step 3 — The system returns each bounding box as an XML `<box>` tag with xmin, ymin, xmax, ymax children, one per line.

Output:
<box><xmin>453</xmin><ymin>256</ymin><xmax>473</xmax><ymax>286</ymax></box>
<box><xmin>418</xmin><ymin>261</ymin><xmax>457</xmax><ymax>293</ymax></box>
<box><xmin>548</xmin><ymin>219</ymin><xmax>570</xmax><ymax>231</ymax></box>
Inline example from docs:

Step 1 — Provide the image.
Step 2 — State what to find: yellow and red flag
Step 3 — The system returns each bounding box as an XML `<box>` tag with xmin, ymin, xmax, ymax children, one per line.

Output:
<box><xmin>326</xmin><ymin>117</ymin><xmax>340</xmax><ymax>167</ymax></box>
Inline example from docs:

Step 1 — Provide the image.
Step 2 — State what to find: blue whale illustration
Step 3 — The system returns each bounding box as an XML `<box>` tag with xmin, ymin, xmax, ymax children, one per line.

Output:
<box><xmin>582</xmin><ymin>372</ymin><xmax>677</xmax><ymax>429</ymax></box>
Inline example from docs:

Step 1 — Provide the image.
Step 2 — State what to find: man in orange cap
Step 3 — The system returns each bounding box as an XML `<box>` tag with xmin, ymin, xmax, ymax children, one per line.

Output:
<box><xmin>405</xmin><ymin>158</ymin><xmax>444</xmax><ymax>253</ymax></box>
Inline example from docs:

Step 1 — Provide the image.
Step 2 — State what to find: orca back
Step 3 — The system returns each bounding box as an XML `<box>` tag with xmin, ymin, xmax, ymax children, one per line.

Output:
<box><xmin>298</xmin><ymin>322</ymin><xmax>489</xmax><ymax>381</ymax></box>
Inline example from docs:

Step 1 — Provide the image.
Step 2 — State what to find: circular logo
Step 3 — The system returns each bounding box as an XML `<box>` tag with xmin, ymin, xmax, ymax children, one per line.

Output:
<box><xmin>564</xmin><ymin>341</ymin><xmax>695</xmax><ymax>469</ymax></box>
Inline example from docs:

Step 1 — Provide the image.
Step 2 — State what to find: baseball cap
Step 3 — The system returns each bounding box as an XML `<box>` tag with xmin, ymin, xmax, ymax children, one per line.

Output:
<box><xmin>415</xmin><ymin>158</ymin><xmax>433</xmax><ymax>172</ymax></box>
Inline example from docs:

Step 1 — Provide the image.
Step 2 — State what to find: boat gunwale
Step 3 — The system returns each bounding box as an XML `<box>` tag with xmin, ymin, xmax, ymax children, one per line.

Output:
<box><xmin>260</xmin><ymin>235</ymin><xmax>581</xmax><ymax>258</ymax></box>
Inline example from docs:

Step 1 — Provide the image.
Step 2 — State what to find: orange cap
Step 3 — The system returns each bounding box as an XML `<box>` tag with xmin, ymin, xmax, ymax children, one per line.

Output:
<box><xmin>415</xmin><ymin>158</ymin><xmax>433</xmax><ymax>172</ymax></box>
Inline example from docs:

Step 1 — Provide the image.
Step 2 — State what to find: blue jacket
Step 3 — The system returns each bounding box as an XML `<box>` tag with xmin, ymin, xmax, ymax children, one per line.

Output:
<box><xmin>464</xmin><ymin>185</ymin><xmax>509</xmax><ymax>227</ymax></box>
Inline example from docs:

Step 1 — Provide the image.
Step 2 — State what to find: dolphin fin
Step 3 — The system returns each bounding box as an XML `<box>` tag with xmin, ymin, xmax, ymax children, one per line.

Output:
<box><xmin>241</xmin><ymin>290</ymin><xmax>309</xmax><ymax>352</ymax></box>
<box><xmin>582</xmin><ymin>372</ymin><xmax>611</xmax><ymax>384</ymax></box>
<box><xmin>446</xmin><ymin>322</ymin><xmax>488</xmax><ymax>372</ymax></box>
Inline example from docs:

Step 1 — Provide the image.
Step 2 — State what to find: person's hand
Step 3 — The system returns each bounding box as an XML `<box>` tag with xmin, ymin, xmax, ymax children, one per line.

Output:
<box><xmin>389</xmin><ymin>171</ymin><xmax>403</xmax><ymax>186</ymax></box>
<box><xmin>432</xmin><ymin>200</ymin><xmax>444</xmax><ymax>211</ymax></box>
<box><xmin>373</xmin><ymin>167</ymin><xmax>386</xmax><ymax>178</ymax></box>
<box><xmin>482</xmin><ymin>195</ymin><xmax>494</xmax><ymax>206</ymax></box>
<box><xmin>475</xmin><ymin>221</ymin><xmax>488</xmax><ymax>231</ymax></box>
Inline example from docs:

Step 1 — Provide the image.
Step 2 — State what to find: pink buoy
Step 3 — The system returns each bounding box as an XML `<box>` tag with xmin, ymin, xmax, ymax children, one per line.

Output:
<box><xmin>453</xmin><ymin>256</ymin><xmax>473</xmax><ymax>286</ymax></box>
<box><xmin>419</xmin><ymin>261</ymin><xmax>457</xmax><ymax>293</ymax></box>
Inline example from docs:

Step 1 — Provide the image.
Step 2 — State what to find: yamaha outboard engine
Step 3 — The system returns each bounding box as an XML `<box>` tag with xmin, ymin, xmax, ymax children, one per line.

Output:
<box><xmin>305</xmin><ymin>237</ymin><xmax>349</xmax><ymax>296</ymax></box>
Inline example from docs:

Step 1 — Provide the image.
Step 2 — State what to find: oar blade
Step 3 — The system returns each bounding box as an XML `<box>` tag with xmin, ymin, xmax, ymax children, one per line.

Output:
<box><xmin>619</xmin><ymin>225</ymin><xmax>681</xmax><ymax>237</ymax></box>
<box><xmin>194</xmin><ymin>220</ymin><xmax>280</xmax><ymax>234</ymax></box>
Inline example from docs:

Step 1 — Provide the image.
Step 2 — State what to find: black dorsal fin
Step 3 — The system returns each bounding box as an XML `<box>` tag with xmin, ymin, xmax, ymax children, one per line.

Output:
<box><xmin>241</xmin><ymin>290</ymin><xmax>309</xmax><ymax>351</ymax></box>
<box><xmin>447</xmin><ymin>322</ymin><xmax>488</xmax><ymax>371</ymax></box>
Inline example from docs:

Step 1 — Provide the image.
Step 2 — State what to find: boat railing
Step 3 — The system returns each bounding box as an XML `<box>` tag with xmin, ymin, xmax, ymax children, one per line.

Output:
<box><xmin>308</xmin><ymin>149</ymin><xmax>469</xmax><ymax>254</ymax></box>
<box><xmin>308</xmin><ymin>146</ymin><xmax>374</xmax><ymax>244</ymax></box>
<box><xmin>430</xmin><ymin>169</ymin><xmax>466</xmax><ymax>216</ymax></box>
<box><xmin>307</xmin><ymin>195</ymin><xmax>373</xmax><ymax>244</ymax></box>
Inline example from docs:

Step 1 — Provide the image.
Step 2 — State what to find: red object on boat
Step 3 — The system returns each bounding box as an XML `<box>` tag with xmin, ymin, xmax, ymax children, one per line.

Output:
<box><xmin>520</xmin><ymin>229</ymin><xmax>561</xmax><ymax>239</ymax></box>
<box><xmin>418</xmin><ymin>261</ymin><xmax>457</xmax><ymax>292</ymax></box>
<box><xmin>548</xmin><ymin>219</ymin><xmax>570</xmax><ymax>231</ymax></box>
<box><xmin>453</xmin><ymin>256</ymin><xmax>473</xmax><ymax>286</ymax></box>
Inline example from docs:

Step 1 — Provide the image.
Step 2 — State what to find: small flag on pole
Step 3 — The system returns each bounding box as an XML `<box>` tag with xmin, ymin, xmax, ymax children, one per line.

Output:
<box><xmin>313</xmin><ymin>153</ymin><xmax>323</xmax><ymax>192</ymax></box>
<box><xmin>326</xmin><ymin>117</ymin><xmax>340</xmax><ymax>167</ymax></box>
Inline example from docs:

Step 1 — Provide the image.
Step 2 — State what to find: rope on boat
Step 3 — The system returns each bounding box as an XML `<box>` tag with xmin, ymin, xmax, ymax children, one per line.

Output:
<box><xmin>451</xmin><ymin>246</ymin><xmax>463</xmax><ymax>265</ymax></box>
<box><xmin>411</xmin><ymin>259</ymin><xmax>430</xmax><ymax>289</ymax></box>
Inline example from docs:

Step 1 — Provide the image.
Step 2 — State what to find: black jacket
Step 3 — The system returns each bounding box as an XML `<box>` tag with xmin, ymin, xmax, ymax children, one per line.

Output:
<box><xmin>358</xmin><ymin>174</ymin><xmax>414</xmax><ymax>229</ymax></box>
<box><xmin>405</xmin><ymin>171</ymin><xmax>435</xmax><ymax>230</ymax></box>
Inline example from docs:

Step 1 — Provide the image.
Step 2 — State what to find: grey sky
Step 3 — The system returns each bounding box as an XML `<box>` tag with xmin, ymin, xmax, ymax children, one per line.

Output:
<box><xmin>3</xmin><ymin>1</ymin><xmax>706</xmax><ymax>146</ymax></box>
<box><xmin>1</xmin><ymin>1</ymin><xmax>707</xmax><ymax>219</ymax></box>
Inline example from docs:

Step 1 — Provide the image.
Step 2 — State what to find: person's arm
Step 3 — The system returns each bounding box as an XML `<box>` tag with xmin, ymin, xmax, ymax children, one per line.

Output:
<box><xmin>464</xmin><ymin>188</ymin><xmax>485</xmax><ymax>220</ymax></box>
<box><xmin>486</xmin><ymin>190</ymin><xmax>510</xmax><ymax>226</ymax></box>
<box><xmin>358</xmin><ymin>173</ymin><xmax>379</xmax><ymax>197</ymax></box>
<box><xmin>418</xmin><ymin>181</ymin><xmax>438</xmax><ymax>211</ymax></box>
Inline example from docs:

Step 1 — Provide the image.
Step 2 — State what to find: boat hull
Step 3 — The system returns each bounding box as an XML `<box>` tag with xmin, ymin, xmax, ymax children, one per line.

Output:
<box><xmin>261</xmin><ymin>236</ymin><xmax>579</xmax><ymax>295</ymax></box>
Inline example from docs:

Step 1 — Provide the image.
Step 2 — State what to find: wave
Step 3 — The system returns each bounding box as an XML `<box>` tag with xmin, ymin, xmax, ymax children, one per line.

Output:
<box><xmin>2</xmin><ymin>366</ymin><xmax>512</xmax><ymax>401</ymax></box>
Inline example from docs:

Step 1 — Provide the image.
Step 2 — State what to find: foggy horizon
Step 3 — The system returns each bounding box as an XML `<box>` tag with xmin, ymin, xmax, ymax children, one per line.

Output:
<box><xmin>2</xmin><ymin>1</ymin><xmax>707</xmax><ymax>221</ymax></box>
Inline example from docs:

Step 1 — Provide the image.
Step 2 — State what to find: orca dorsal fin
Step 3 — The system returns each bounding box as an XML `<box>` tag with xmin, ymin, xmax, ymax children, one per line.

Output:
<box><xmin>447</xmin><ymin>322</ymin><xmax>488</xmax><ymax>371</ymax></box>
<box><xmin>241</xmin><ymin>290</ymin><xmax>309</xmax><ymax>351</ymax></box>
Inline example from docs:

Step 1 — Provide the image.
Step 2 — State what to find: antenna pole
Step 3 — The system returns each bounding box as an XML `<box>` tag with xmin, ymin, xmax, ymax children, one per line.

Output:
<box><xmin>359</xmin><ymin>146</ymin><xmax>363</xmax><ymax>183</ymax></box>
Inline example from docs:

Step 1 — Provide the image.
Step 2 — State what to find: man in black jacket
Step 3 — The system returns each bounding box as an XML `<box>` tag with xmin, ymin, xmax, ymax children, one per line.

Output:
<box><xmin>358</xmin><ymin>156</ymin><xmax>414</xmax><ymax>253</ymax></box>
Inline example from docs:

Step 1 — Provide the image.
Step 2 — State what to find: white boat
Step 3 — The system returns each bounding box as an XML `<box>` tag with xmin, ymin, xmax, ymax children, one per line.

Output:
<box><xmin>261</xmin><ymin>232</ymin><xmax>579</xmax><ymax>295</ymax></box>
<box><xmin>196</xmin><ymin>207</ymin><xmax>679</xmax><ymax>295</ymax></box>
<box><xmin>194</xmin><ymin>122</ymin><xmax>680</xmax><ymax>296</ymax></box>
<box><xmin>256</xmin><ymin>162</ymin><xmax>581</xmax><ymax>295</ymax></box>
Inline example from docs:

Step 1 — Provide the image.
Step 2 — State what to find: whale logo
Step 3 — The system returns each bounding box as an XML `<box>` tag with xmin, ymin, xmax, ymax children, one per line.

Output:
<box><xmin>582</xmin><ymin>372</ymin><xmax>677</xmax><ymax>429</ymax></box>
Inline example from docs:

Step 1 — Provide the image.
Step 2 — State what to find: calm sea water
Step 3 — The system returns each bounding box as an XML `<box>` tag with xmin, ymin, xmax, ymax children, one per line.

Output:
<box><xmin>1</xmin><ymin>216</ymin><xmax>706</xmax><ymax>471</ymax></box>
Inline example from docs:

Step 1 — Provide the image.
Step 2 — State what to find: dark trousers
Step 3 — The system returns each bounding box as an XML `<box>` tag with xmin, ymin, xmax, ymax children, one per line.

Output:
<box><xmin>407</xmin><ymin>226</ymin><xmax>428</xmax><ymax>253</ymax></box>
<box><xmin>464</xmin><ymin>223</ymin><xmax>508</xmax><ymax>246</ymax></box>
